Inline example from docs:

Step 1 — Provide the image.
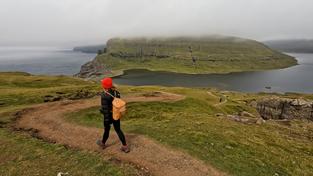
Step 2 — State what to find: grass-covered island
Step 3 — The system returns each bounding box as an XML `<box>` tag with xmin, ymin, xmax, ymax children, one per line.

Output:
<box><xmin>76</xmin><ymin>36</ymin><xmax>297</xmax><ymax>78</ymax></box>
<box><xmin>1</xmin><ymin>72</ymin><xmax>312</xmax><ymax>176</ymax></box>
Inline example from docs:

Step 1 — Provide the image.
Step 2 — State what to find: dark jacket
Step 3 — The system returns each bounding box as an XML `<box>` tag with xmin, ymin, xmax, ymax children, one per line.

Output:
<box><xmin>100</xmin><ymin>88</ymin><xmax>121</xmax><ymax>122</ymax></box>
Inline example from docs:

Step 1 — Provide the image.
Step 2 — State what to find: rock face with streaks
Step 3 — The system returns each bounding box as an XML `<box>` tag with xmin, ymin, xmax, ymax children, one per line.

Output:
<box><xmin>75</xmin><ymin>59</ymin><xmax>106</xmax><ymax>78</ymax></box>
<box><xmin>256</xmin><ymin>97</ymin><xmax>313</xmax><ymax>120</ymax></box>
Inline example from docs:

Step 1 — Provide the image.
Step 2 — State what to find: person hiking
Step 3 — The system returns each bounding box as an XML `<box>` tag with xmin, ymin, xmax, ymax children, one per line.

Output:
<box><xmin>97</xmin><ymin>77</ymin><xmax>130</xmax><ymax>153</ymax></box>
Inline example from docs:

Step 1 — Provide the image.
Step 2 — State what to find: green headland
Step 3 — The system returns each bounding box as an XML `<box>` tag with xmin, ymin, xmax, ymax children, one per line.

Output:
<box><xmin>77</xmin><ymin>36</ymin><xmax>297</xmax><ymax>78</ymax></box>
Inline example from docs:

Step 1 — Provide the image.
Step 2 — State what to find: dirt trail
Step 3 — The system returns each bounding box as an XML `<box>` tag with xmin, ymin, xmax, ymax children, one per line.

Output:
<box><xmin>15</xmin><ymin>91</ymin><xmax>225</xmax><ymax>176</ymax></box>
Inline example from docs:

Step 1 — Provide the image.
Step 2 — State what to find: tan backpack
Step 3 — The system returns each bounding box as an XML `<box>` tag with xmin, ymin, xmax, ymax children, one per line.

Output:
<box><xmin>104</xmin><ymin>90</ymin><xmax>126</xmax><ymax>120</ymax></box>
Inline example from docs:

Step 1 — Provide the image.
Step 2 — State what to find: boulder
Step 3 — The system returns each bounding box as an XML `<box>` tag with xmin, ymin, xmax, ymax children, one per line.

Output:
<box><xmin>256</xmin><ymin>97</ymin><xmax>313</xmax><ymax>121</ymax></box>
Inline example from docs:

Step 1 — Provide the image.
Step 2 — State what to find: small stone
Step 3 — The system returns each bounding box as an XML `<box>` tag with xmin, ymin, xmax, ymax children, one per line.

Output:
<box><xmin>227</xmin><ymin>115</ymin><xmax>241</xmax><ymax>122</ymax></box>
<box><xmin>256</xmin><ymin>118</ymin><xmax>265</xmax><ymax>125</ymax></box>
<box><xmin>240</xmin><ymin>118</ymin><xmax>249</xmax><ymax>123</ymax></box>
<box><xmin>240</xmin><ymin>111</ymin><xmax>255</xmax><ymax>118</ymax></box>
<box><xmin>249</xmin><ymin>100</ymin><xmax>258</xmax><ymax>108</ymax></box>
<box><xmin>52</xmin><ymin>96</ymin><xmax>62</xmax><ymax>101</ymax></box>
<box><xmin>225</xmin><ymin>145</ymin><xmax>233</xmax><ymax>149</ymax></box>
<box><xmin>215</xmin><ymin>113</ymin><xmax>224</xmax><ymax>117</ymax></box>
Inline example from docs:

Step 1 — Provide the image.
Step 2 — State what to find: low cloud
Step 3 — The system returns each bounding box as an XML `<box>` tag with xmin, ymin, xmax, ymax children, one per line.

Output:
<box><xmin>0</xmin><ymin>0</ymin><xmax>312</xmax><ymax>46</ymax></box>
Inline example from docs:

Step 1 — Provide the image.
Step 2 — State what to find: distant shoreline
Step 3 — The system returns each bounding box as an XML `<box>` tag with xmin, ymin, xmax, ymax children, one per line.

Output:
<box><xmin>73</xmin><ymin>44</ymin><xmax>106</xmax><ymax>54</ymax></box>
<box><xmin>0</xmin><ymin>47</ymin><xmax>96</xmax><ymax>75</ymax></box>
<box><xmin>265</xmin><ymin>39</ymin><xmax>313</xmax><ymax>53</ymax></box>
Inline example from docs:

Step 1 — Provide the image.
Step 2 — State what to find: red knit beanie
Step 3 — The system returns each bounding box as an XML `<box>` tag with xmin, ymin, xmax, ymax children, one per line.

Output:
<box><xmin>101</xmin><ymin>77</ymin><xmax>113</xmax><ymax>89</ymax></box>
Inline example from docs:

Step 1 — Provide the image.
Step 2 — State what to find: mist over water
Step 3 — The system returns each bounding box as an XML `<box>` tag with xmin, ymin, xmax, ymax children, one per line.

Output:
<box><xmin>0</xmin><ymin>47</ymin><xmax>96</xmax><ymax>75</ymax></box>
<box><xmin>1</xmin><ymin>0</ymin><xmax>313</xmax><ymax>45</ymax></box>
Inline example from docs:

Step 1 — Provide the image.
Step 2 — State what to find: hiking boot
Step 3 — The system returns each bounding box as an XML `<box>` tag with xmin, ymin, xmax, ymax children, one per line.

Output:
<box><xmin>120</xmin><ymin>145</ymin><xmax>130</xmax><ymax>153</ymax></box>
<box><xmin>96</xmin><ymin>140</ymin><xmax>106</xmax><ymax>149</ymax></box>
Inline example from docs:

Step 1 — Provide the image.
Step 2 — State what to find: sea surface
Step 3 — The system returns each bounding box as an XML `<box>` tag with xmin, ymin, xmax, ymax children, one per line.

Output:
<box><xmin>0</xmin><ymin>46</ymin><xmax>96</xmax><ymax>75</ymax></box>
<box><xmin>113</xmin><ymin>53</ymin><xmax>313</xmax><ymax>93</ymax></box>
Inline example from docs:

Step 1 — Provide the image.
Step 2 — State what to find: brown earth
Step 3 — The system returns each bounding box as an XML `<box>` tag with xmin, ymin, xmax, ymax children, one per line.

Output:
<box><xmin>14</xmin><ymin>91</ymin><xmax>226</xmax><ymax>176</ymax></box>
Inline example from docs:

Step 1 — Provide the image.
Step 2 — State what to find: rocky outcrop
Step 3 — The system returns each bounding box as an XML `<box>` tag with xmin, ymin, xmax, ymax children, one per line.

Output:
<box><xmin>75</xmin><ymin>59</ymin><xmax>106</xmax><ymax>78</ymax></box>
<box><xmin>43</xmin><ymin>89</ymin><xmax>98</xmax><ymax>102</ymax></box>
<box><xmin>256</xmin><ymin>97</ymin><xmax>313</xmax><ymax>121</ymax></box>
<box><xmin>110</xmin><ymin>52</ymin><xmax>170</xmax><ymax>58</ymax></box>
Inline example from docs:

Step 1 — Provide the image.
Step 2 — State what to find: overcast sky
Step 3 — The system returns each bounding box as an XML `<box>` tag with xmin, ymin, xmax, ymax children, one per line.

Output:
<box><xmin>0</xmin><ymin>0</ymin><xmax>312</xmax><ymax>46</ymax></box>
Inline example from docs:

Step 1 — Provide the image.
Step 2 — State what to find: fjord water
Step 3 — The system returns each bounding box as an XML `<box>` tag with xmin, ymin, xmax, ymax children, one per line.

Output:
<box><xmin>0</xmin><ymin>47</ymin><xmax>96</xmax><ymax>75</ymax></box>
<box><xmin>0</xmin><ymin>47</ymin><xmax>312</xmax><ymax>93</ymax></box>
<box><xmin>114</xmin><ymin>53</ymin><xmax>313</xmax><ymax>93</ymax></box>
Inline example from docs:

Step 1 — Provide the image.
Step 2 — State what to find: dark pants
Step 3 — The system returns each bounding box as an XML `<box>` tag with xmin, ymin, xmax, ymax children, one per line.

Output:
<box><xmin>102</xmin><ymin>119</ymin><xmax>127</xmax><ymax>146</ymax></box>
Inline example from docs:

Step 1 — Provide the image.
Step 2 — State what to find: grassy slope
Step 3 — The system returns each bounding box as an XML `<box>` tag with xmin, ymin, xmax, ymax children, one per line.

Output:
<box><xmin>0</xmin><ymin>72</ymin><xmax>99</xmax><ymax>108</ymax></box>
<box><xmin>96</xmin><ymin>36</ymin><xmax>297</xmax><ymax>74</ymax></box>
<box><xmin>0</xmin><ymin>129</ymin><xmax>136</xmax><ymax>176</ymax></box>
<box><xmin>66</xmin><ymin>86</ymin><xmax>313</xmax><ymax>176</ymax></box>
<box><xmin>0</xmin><ymin>72</ymin><xmax>137</xmax><ymax>176</ymax></box>
<box><xmin>1</xmin><ymin>72</ymin><xmax>312</xmax><ymax>176</ymax></box>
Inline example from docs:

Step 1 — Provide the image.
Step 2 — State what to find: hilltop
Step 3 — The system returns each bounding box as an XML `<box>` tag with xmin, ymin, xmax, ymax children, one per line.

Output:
<box><xmin>265</xmin><ymin>39</ymin><xmax>313</xmax><ymax>53</ymax></box>
<box><xmin>76</xmin><ymin>36</ymin><xmax>297</xmax><ymax>78</ymax></box>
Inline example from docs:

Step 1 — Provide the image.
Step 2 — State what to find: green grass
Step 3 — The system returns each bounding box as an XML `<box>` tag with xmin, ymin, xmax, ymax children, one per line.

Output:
<box><xmin>94</xmin><ymin>36</ymin><xmax>297</xmax><ymax>75</ymax></box>
<box><xmin>0</xmin><ymin>128</ymin><xmax>137</xmax><ymax>176</ymax></box>
<box><xmin>0</xmin><ymin>72</ymin><xmax>100</xmax><ymax>108</ymax></box>
<box><xmin>0</xmin><ymin>72</ymin><xmax>137</xmax><ymax>176</ymax></box>
<box><xmin>0</xmin><ymin>72</ymin><xmax>91</xmax><ymax>88</ymax></box>
<box><xmin>65</xmin><ymin>87</ymin><xmax>313</xmax><ymax>176</ymax></box>
<box><xmin>2</xmin><ymin>72</ymin><xmax>313</xmax><ymax>176</ymax></box>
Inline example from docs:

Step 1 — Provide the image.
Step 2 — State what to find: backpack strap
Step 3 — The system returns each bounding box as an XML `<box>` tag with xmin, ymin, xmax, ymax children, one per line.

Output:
<box><xmin>103</xmin><ymin>89</ymin><xmax>115</xmax><ymax>98</ymax></box>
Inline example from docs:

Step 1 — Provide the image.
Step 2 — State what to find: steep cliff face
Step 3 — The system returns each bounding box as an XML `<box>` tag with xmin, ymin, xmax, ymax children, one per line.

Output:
<box><xmin>256</xmin><ymin>97</ymin><xmax>313</xmax><ymax>120</ymax></box>
<box><xmin>75</xmin><ymin>57</ymin><xmax>124</xmax><ymax>78</ymax></box>
<box><xmin>75</xmin><ymin>58</ymin><xmax>105</xmax><ymax>78</ymax></box>
<box><xmin>105</xmin><ymin>36</ymin><xmax>280</xmax><ymax>59</ymax></box>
